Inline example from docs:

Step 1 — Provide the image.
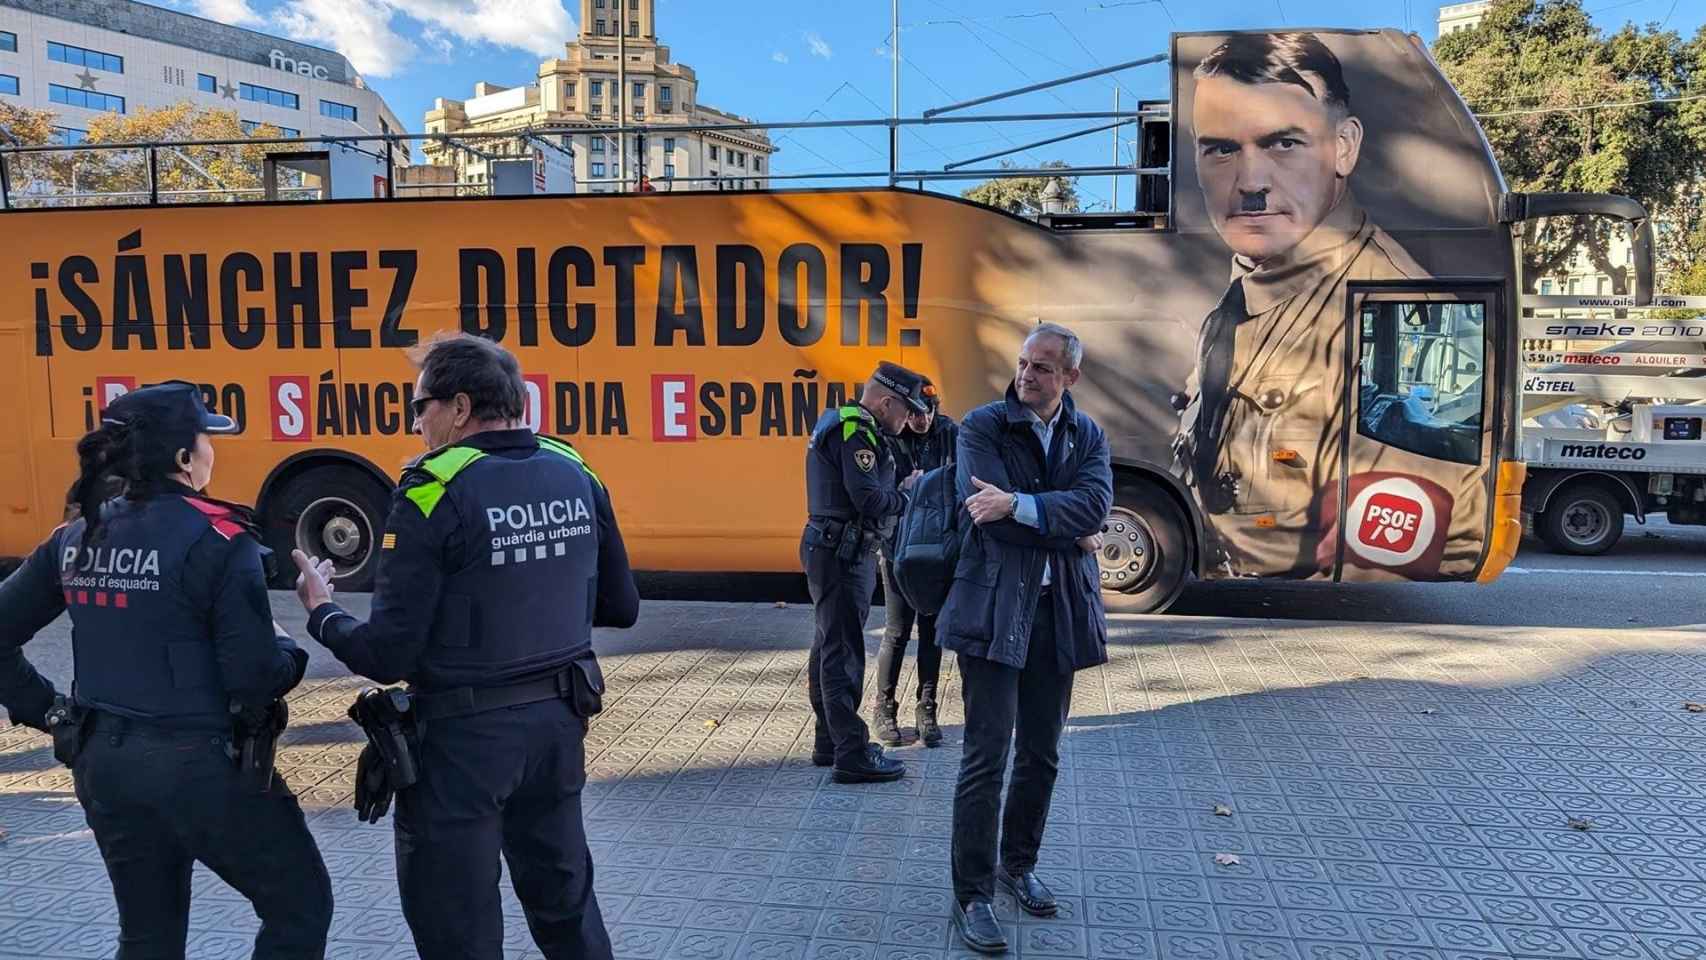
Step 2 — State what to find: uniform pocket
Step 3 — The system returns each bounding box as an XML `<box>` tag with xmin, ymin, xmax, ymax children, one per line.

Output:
<box><xmin>432</xmin><ymin>594</ymin><xmax>474</xmax><ymax>648</ymax></box>
<box><xmin>1230</xmin><ymin>372</ymin><xmax>1323</xmax><ymax>517</ymax></box>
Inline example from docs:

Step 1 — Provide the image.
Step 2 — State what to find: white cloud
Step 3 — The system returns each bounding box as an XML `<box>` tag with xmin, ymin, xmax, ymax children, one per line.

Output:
<box><xmin>186</xmin><ymin>0</ymin><xmax>574</xmax><ymax>79</ymax></box>
<box><xmin>772</xmin><ymin>51</ymin><xmax>789</xmax><ymax>64</ymax></box>
<box><xmin>395</xmin><ymin>0</ymin><xmax>572</xmax><ymax>58</ymax></box>
<box><xmin>873</xmin><ymin>45</ymin><xmax>888</xmax><ymax>57</ymax></box>
<box><xmin>275</xmin><ymin>0</ymin><xmax>416</xmax><ymax>77</ymax></box>
<box><xmin>188</xmin><ymin>0</ymin><xmax>266</xmax><ymax>27</ymax></box>
<box><xmin>804</xmin><ymin>31</ymin><xmax>832</xmax><ymax>59</ymax></box>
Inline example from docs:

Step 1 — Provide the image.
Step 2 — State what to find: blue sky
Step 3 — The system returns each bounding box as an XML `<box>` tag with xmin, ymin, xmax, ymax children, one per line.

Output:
<box><xmin>168</xmin><ymin>0</ymin><xmax>1706</xmax><ymax>210</ymax></box>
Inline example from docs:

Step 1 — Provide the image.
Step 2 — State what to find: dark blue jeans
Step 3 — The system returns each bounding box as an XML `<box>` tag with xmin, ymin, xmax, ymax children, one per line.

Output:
<box><xmin>395</xmin><ymin>697</ymin><xmax>612</xmax><ymax>960</ymax></box>
<box><xmin>950</xmin><ymin>600</ymin><xmax>1075</xmax><ymax>905</ymax></box>
<box><xmin>73</xmin><ymin>716</ymin><xmax>333</xmax><ymax>960</ymax></box>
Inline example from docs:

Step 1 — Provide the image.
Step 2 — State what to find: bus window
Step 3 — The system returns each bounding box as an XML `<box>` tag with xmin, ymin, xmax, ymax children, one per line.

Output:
<box><xmin>1357</xmin><ymin>301</ymin><xmax>1485</xmax><ymax>465</ymax></box>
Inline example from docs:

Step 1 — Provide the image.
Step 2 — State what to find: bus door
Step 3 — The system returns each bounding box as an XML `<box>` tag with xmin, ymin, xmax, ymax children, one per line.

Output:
<box><xmin>1333</xmin><ymin>284</ymin><xmax>1502</xmax><ymax>582</ymax></box>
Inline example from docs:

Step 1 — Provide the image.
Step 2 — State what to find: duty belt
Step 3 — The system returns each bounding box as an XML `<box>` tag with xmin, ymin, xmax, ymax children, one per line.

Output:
<box><xmin>412</xmin><ymin>670</ymin><xmax>574</xmax><ymax>722</ymax></box>
<box><xmin>411</xmin><ymin>659</ymin><xmax>603</xmax><ymax>722</ymax></box>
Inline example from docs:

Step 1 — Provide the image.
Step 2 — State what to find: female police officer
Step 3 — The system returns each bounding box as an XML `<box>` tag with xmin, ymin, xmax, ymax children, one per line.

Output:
<box><xmin>0</xmin><ymin>381</ymin><xmax>332</xmax><ymax>959</ymax></box>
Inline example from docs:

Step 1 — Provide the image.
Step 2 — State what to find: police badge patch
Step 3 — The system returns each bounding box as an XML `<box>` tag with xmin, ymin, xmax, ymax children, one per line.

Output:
<box><xmin>854</xmin><ymin>450</ymin><xmax>877</xmax><ymax>472</ymax></box>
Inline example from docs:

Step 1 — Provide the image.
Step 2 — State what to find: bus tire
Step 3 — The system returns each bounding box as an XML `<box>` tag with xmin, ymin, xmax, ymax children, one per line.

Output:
<box><xmin>1098</xmin><ymin>479</ymin><xmax>1191</xmax><ymax>614</ymax></box>
<box><xmin>1538</xmin><ymin>482</ymin><xmax>1624</xmax><ymax>556</ymax></box>
<box><xmin>262</xmin><ymin>465</ymin><xmax>392</xmax><ymax>592</ymax></box>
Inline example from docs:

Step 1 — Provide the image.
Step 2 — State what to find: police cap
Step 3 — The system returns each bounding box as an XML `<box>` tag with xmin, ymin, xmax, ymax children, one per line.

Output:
<box><xmin>104</xmin><ymin>381</ymin><xmax>241</xmax><ymax>437</ymax></box>
<box><xmin>871</xmin><ymin>362</ymin><xmax>930</xmax><ymax>415</ymax></box>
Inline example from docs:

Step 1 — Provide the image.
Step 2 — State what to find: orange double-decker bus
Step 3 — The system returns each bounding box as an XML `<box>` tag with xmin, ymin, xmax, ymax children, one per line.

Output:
<box><xmin>0</xmin><ymin>28</ymin><xmax>1658</xmax><ymax>611</ymax></box>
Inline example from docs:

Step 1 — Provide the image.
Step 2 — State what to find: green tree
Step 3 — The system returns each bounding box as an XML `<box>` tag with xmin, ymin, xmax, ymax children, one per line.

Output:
<box><xmin>1433</xmin><ymin>0</ymin><xmax>1706</xmax><ymax>293</ymax></box>
<box><xmin>3</xmin><ymin>102</ymin><xmax>287</xmax><ymax>205</ymax></box>
<box><xmin>961</xmin><ymin>160</ymin><xmax>1080</xmax><ymax>216</ymax></box>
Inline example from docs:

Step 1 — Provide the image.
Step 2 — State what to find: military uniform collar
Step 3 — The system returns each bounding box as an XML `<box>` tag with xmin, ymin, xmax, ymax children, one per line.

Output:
<box><xmin>1232</xmin><ymin>193</ymin><xmax>1372</xmax><ymax>317</ymax></box>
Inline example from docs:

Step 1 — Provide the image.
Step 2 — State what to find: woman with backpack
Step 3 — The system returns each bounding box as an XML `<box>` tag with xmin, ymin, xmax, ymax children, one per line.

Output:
<box><xmin>874</xmin><ymin>378</ymin><xmax>959</xmax><ymax>748</ymax></box>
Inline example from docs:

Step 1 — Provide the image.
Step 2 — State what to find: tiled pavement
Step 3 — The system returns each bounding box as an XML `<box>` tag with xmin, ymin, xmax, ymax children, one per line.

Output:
<box><xmin>2</xmin><ymin>598</ymin><xmax>1706</xmax><ymax>959</ymax></box>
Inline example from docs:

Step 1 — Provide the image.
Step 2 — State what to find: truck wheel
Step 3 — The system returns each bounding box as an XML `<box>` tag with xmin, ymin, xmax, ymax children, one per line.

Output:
<box><xmin>262</xmin><ymin>465</ymin><xmax>392</xmax><ymax>592</ymax></box>
<box><xmin>1098</xmin><ymin>480</ymin><xmax>1191</xmax><ymax>614</ymax></box>
<box><xmin>1539</xmin><ymin>483</ymin><xmax>1625</xmax><ymax>556</ymax></box>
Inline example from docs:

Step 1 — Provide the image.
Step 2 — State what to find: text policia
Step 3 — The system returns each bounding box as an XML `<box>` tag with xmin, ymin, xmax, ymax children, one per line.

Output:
<box><xmin>30</xmin><ymin>231</ymin><xmax>928</xmax><ymax>354</ymax></box>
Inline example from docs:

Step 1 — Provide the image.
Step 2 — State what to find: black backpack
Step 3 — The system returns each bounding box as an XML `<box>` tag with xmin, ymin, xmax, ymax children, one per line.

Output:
<box><xmin>889</xmin><ymin>461</ymin><xmax>962</xmax><ymax>616</ymax></box>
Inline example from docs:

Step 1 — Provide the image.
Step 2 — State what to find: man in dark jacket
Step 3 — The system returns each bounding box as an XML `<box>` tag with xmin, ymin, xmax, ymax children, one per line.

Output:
<box><xmin>873</xmin><ymin>379</ymin><xmax>958</xmax><ymax>748</ymax></box>
<box><xmin>938</xmin><ymin>323</ymin><xmax>1113</xmax><ymax>955</ymax></box>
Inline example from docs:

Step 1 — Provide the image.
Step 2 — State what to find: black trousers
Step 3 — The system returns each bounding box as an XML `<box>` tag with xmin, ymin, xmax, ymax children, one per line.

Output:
<box><xmin>72</xmin><ymin>717</ymin><xmax>333</xmax><ymax>960</ymax></box>
<box><xmin>875</xmin><ymin>556</ymin><xmax>942</xmax><ymax>705</ymax></box>
<box><xmin>801</xmin><ymin>537</ymin><xmax>876</xmax><ymax>765</ymax></box>
<box><xmin>394</xmin><ymin>698</ymin><xmax>611</xmax><ymax>960</ymax></box>
<box><xmin>951</xmin><ymin>600</ymin><xmax>1075</xmax><ymax>906</ymax></box>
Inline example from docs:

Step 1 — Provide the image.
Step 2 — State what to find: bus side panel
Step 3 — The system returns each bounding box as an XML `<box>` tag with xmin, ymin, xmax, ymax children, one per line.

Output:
<box><xmin>0</xmin><ymin>330</ymin><xmax>44</xmax><ymax>553</ymax></box>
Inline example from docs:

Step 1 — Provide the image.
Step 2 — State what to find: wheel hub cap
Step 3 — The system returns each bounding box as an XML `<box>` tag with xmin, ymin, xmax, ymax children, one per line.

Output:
<box><xmin>1098</xmin><ymin>509</ymin><xmax>1157</xmax><ymax>590</ymax></box>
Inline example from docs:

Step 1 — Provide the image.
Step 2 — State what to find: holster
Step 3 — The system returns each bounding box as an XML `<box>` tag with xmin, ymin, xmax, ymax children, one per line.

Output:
<box><xmin>229</xmin><ymin>698</ymin><xmax>288</xmax><ymax>794</ymax></box>
<box><xmin>44</xmin><ymin>696</ymin><xmax>92</xmax><ymax>768</ymax></box>
<box><xmin>347</xmin><ymin>687</ymin><xmax>420</xmax><ymax>823</ymax></box>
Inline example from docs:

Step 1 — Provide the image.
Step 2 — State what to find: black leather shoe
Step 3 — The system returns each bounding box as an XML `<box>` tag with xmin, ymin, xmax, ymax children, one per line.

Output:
<box><xmin>997</xmin><ymin>870</ymin><xmax>1057</xmax><ymax>917</ymax></box>
<box><xmin>832</xmin><ymin>743</ymin><xmax>906</xmax><ymax>784</ymax></box>
<box><xmin>951</xmin><ymin>900</ymin><xmax>1008</xmax><ymax>954</ymax></box>
<box><xmin>810</xmin><ymin>750</ymin><xmax>833</xmax><ymax>767</ymax></box>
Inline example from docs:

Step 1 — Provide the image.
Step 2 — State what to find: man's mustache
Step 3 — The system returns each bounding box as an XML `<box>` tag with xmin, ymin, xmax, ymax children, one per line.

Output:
<box><xmin>1238</xmin><ymin>190</ymin><xmax>1269</xmax><ymax>213</ymax></box>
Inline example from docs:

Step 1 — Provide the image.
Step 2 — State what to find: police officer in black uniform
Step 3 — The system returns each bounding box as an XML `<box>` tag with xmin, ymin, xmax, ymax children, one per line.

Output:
<box><xmin>292</xmin><ymin>333</ymin><xmax>638</xmax><ymax>960</ymax></box>
<box><xmin>0</xmin><ymin>381</ymin><xmax>332</xmax><ymax>959</ymax></box>
<box><xmin>802</xmin><ymin>361</ymin><xmax>929</xmax><ymax>784</ymax></box>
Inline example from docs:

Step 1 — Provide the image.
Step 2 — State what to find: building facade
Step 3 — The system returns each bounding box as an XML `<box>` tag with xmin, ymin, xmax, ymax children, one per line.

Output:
<box><xmin>1437</xmin><ymin>1</ymin><xmax>1493</xmax><ymax>37</ymax></box>
<box><xmin>0</xmin><ymin>0</ymin><xmax>404</xmax><ymax>147</ymax></box>
<box><xmin>421</xmin><ymin>0</ymin><xmax>774</xmax><ymax>193</ymax></box>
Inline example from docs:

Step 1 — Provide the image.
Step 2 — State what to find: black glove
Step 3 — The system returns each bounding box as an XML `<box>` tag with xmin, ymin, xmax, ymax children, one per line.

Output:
<box><xmin>352</xmin><ymin>743</ymin><xmax>396</xmax><ymax>824</ymax></box>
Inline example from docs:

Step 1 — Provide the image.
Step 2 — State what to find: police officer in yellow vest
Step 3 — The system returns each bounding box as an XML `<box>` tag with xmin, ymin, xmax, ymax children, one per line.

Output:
<box><xmin>802</xmin><ymin>362</ymin><xmax>929</xmax><ymax>783</ymax></box>
<box><xmin>291</xmin><ymin>334</ymin><xmax>639</xmax><ymax>960</ymax></box>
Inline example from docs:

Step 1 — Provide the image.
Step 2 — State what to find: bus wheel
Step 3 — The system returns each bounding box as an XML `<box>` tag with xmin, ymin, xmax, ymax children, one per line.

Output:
<box><xmin>263</xmin><ymin>466</ymin><xmax>391</xmax><ymax>592</ymax></box>
<box><xmin>1099</xmin><ymin>480</ymin><xmax>1190</xmax><ymax>614</ymax></box>
<box><xmin>1539</xmin><ymin>482</ymin><xmax>1624</xmax><ymax>556</ymax></box>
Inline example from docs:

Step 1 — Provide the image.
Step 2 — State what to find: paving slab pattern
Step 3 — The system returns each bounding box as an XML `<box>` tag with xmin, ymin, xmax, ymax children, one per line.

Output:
<box><xmin>2</xmin><ymin>601</ymin><xmax>1705</xmax><ymax>959</ymax></box>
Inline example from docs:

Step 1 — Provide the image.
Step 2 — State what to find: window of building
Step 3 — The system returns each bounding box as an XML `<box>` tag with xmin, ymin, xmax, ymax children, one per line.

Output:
<box><xmin>0</xmin><ymin>74</ymin><xmax>16</xmax><ymax>96</ymax></box>
<box><xmin>735</xmin><ymin>151</ymin><xmax>746</xmax><ymax>168</ymax></box>
<box><xmin>590</xmin><ymin>79</ymin><xmax>603</xmax><ymax>96</ymax></box>
<box><xmin>52</xmin><ymin>126</ymin><xmax>87</xmax><ymax>145</ymax></box>
<box><xmin>630</xmin><ymin>0</ymin><xmax>638</xmax><ymax>8</ymax></box>
<box><xmin>240</xmin><ymin>82</ymin><xmax>299</xmax><ymax>109</ymax></box>
<box><xmin>47</xmin><ymin>41</ymin><xmax>123</xmax><ymax>74</ymax></box>
<box><xmin>1597</xmin><ymin>276</ymin><xmax>1609</xmax><ymax>295</ymax></box>
<box><xmin>595</xmin><ymin>20</ymin><xmax>606</xmax><ymax>35</ymax></box>
<box><xmin>754</xmin><ymin>157</ymin><xmax>762</xmax><ymax>172</ymax></box>
<box><xmin>1539</xmin><ymin>278</ymin><xmax>1553</xmax><ymax>294</ymax></box>
<box><xmin>664</xmin><ymin>162</ymin><xmax>675</xmax><ymax>178</ymax></box>
<box><xmin>628</xmin><ymin>21</ymin><xmax>638</xmax><ymax>37</ymax></box>
<box><xmin>241</xmin><ymin>120</ymin><xmax>300</xmax><ymax>137</ymax></box>
<box><xmin>591</xmin><ymin>137</ymin><xmax>605</xmax><ymax>153</ymax></box>
<box><xmin>709</xmin><ymin>145</ymin><xmax>719</xmax><ymax>161</ymax></box>
<box><xmin>663</xmin><ymin>137</ymin><xmax>675</xmax><ymax>153</ymax></box>
<box><xmin>320</xmin><ymin>100</ymin><xmax>358</xmax><ymax>121</ymax></box>
<box><xmin>197</xmin><ymin>73</ymin><xmax>217</xmax><ymax>93</ymax></box>
<box><xmin>633</xmin><ymin>81</ymin><xmax>646</xmax><ymax>99</ymax></box>
<box><xmin>594</xmin><ymin>0</ymin><xmax>604</xmax><ymax>6</ymax></box>
<box><xmin>589</xmin><ymin>104</ymin><xmax>602</xmax><ymax>117</ymax></box>
<box><xmin>564</xmin><ymin>80</ymin><xmax>575</xmax><ymax>99</ymax></box>
<box><xmin>49</xmin><ymin>83</ymin><xmax>124</xmax><ymax>112</ymax></box>
<box><xmin>591</xmin><ymin>162</ymin><xmax>606</xmax><ymax>177</ymax></box>
<box><xmin>1</xmin><ymin>32</ymin><xmax>17</xmax><ymax>53</ymax></box>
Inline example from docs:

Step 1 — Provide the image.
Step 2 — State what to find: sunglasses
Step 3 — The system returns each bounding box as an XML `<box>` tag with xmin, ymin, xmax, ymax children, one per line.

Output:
<box><xmin>410</xmin><ymin>394</ymin><xmax>440</xmax><ymax>418</ymax></box>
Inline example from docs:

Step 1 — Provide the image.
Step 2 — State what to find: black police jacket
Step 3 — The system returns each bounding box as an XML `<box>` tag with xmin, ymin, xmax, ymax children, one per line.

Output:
<box><xmin>0</xmin><ymin>483</ymin><xmax>308</xmax><ymax>732</ymax></box>
<box><xmin>308</xmin><ymin>429</ymin><xmax>639</xmax><ymax>693</ymax></box>
<box><xmin>804</xmin><ymin>404</ymin><xmax>906</xmax><ymax>526</ymax></box>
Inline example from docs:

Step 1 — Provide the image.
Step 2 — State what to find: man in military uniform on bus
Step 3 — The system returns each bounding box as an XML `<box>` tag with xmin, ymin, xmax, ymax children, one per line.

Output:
<box><xmin>1173</xmin><ymin>32</ymin><xmax>1485</xmax><ymax>579</ymax></box>
<box><xmin>802</xmin><ymin>361</ymin><xmax>928</xmax><ymax>784</ymax></box>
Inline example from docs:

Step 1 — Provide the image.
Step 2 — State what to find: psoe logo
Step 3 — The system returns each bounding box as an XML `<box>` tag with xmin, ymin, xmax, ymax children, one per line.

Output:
<box><xmin>1348</xmin><ymin>477</ymin><xmax>1437</xmax><ymax>568</ymax></box>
